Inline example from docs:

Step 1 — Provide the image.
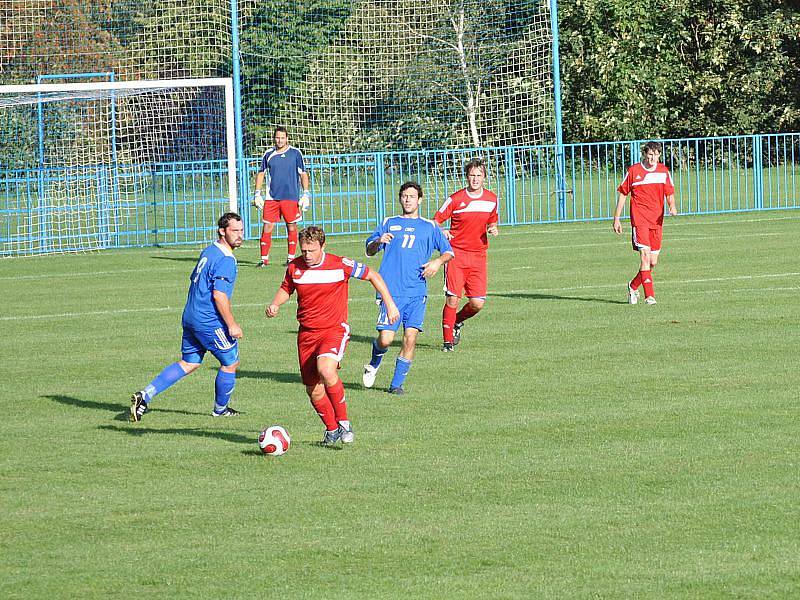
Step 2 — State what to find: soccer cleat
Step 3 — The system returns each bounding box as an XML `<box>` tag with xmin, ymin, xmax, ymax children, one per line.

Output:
<box><xmin>256</xmin><ymin>261</ymin><xmax>268</xmax><ymax>268</ymax></box>
<box><xmin>452</xmin><ymin>321</ymin><xmax>464</xmax><ymax>346</ymax></box>
<box><xmin>362</xmin><ymin>364</ymin><xmax>378</xmax><ymax>388</ymax></box>
<box><xmin>627</xmin><ymin>285</ymin><xmax>640</xmax><ymax>305</ymax></box>
<box><xmin>211</xmin><ymin>407</ymin><xmax>239</xmax><ymax>417</ymax></box>
<box><xmin>130</xmin><ymin>391</ymin><xmax>148</xmax><ymax>422</ymax></box>
<box><xmin>388</xmin><ymin>386</ymin><xmax>405</xmax><ymax>395</ymax></box>
<box><xmin>644</xmin><ymin>296</ymin><xmax>657</xmax><ymax>305</ymax></box>
<box><xmin>321</xmin><ymin>428</ymin><xmax>342</xmax><ymax>446</ymax></box>
<box><xmin>441</xmin><ymin>342</ymin><xmax>455</xmax><ymax>353</ymax></box>
<box><xmin>338</xmin><ymin>422</ymin><xmax>355</xmax><ymax>444</ymax></box>
<box><xmin>284</xmin><ymin>257</ymin><xmax>293</xmax><ymax>266</ymax></box>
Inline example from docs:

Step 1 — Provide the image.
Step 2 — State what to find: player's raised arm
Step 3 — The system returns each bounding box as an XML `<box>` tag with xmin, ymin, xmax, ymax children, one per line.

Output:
<box><xmin>364</xmin><ymin>269</ymin><xmax>399</xmax><ymax>323</ymax></box>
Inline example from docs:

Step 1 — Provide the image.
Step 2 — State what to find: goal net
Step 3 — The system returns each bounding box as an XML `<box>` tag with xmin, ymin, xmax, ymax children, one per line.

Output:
<box><xmin>239</xmin><ymin>0</ymin><xmax>556</xmax><ymax>154</ymax></box>
<box><xmin>0</xmin><ymin>78</ymin><xmax>237</xmax><ymax>256</ymax></box>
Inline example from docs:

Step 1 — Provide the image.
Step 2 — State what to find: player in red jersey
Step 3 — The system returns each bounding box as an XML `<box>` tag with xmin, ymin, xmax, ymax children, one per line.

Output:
<box><xmin>434</xmin><ymin>157</ymin><xmax>499</xmax><ymax>352</ymax></box>
<box><xmin>265</xmin><ymin>226</ymin><xmax>399</xmax><ymax>446</ymax></box>
<box><xmin>613</xmin><ymin>141</ymin><xmax>678</xmax><ymax>305</ymax></box>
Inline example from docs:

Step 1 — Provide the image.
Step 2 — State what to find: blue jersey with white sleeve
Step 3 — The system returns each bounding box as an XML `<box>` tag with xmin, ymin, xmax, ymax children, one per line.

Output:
<box><xmin>260</xmin><ymin>146</ymin><xmax>306</xmax><ymax>201</ymax></box>
<box><xmin>182</xmin><ymin>240</ymin><xmax>238</xmax><ymax>331</ymax></box>
<box><xmin>366</xmin><ymin>216</ymin><xmax>453</xmax><ymax>298</ymax></box>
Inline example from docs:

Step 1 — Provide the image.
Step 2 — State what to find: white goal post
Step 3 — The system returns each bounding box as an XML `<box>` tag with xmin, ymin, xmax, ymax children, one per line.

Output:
<box><xmin>0</xmin><ymin>77</ymin><xmax>238</xmax><ymax>256</ymax></box>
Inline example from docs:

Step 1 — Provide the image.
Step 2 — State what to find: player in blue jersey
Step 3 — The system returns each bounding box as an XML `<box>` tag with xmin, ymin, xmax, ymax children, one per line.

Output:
<box><xmin>362</xmin><ymin>182</ymin><xmax>454</xmax><ymax>394</ymax></box>
<box><xmin>130</xmin><ymin>212</ymin><xmax>245</xmax><ymax>422</ymax></box>
<box><xmin>252</xmin><ymin>126</ymin><xmax>311</xmax><ymax>267</ymax></box>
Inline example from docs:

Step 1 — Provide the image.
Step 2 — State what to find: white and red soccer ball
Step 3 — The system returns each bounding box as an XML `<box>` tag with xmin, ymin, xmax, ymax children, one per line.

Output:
<box><xmin>258</xmin><ymin>425</ymin><xmax>291</xmax><ymax>456</ymax></box>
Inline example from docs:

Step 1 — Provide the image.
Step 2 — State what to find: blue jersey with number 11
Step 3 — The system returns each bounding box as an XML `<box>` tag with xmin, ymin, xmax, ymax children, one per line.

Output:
<box><xmin>366</xmin><ymin>216</ymin><xmax>453</xmax><ymax>298</ymax></box>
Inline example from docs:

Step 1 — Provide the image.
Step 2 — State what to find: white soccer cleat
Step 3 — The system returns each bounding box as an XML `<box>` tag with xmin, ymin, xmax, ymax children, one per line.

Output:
<box><xmin>627</xmin><ymin>285</ymin><xmax>640</xmax><ymax>305</ymax></box>
<box><xmin>362</xmin><ymin>364</ymin><xmax>378</xmax><ymax>388</ymax></box>
<box><xmin>644</xmin><ymin>296</ymin><xmax>657</xmax><ymax>305</ymax></box>
<box><xmin>338</xmin><ymin>421</ymin><xmax>354</xmax><ymax>444</ymax></box>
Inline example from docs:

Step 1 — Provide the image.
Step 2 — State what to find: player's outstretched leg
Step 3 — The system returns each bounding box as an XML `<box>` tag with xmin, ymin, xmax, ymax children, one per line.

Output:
<box><xmin>130</xmin><ymin>361</ymin><xmax>191</xmax><ymax>422</ymax></box>
<box><xmin>130</xmin><ymin>391</ymin><xmax>148</xmax><ymax>422</ymax></box>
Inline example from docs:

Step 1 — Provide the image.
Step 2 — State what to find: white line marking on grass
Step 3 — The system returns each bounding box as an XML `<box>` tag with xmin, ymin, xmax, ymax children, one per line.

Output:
<box><xmin>497</xmin><ymin>272</ymin><xmax>800</xmax><ymax>293</ymax></box>
<box><xmin>506</xmin><ymin>231</ymin><xmax>784</xmax><ymax>258</ymax></box>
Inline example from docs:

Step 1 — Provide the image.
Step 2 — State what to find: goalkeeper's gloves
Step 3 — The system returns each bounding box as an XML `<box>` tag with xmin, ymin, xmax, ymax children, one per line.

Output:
<box><xmin>252</xmin><ymin>190</ymin><xmax>264</xmax><ymax>210</ymax></box>
<box><xmin>299</xmin><ymin>191</ymin><xmax>311</xmax><ymax>212</ymax></box>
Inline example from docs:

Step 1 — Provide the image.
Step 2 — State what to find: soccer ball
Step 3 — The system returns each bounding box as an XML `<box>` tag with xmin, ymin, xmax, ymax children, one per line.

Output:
<box><xmin>258</xmin><ymin>425</ymin><xmax>291</xmax><ymax>456</ymax></box>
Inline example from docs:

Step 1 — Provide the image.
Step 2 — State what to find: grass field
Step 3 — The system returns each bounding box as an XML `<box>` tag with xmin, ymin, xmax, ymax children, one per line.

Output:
<box><xmin>2</xmin><ymin>211</ymin><xmax>799</xmax><ymax>598</ymax></box>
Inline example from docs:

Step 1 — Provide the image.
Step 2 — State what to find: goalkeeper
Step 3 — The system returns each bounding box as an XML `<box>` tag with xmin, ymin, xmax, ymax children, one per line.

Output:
<box><xmin>252</xmin><ymin>126</ymin><xmax>311</xmax><ymax>267</ymax></box>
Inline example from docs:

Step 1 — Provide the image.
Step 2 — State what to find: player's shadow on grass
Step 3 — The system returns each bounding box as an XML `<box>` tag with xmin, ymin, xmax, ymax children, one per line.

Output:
<box><xmin>494</xmin><ymin>292</ymin><xmax>627</xmax><ymax>305</ymax></box>
<box><xmin>42</xmin><ymin>394</ymin><xmax>204</xmax><ymax>422</ymax></box>
<box><xmin>236</xmin><ymin>369</ymin><xmax>300</xmax><ymax>384</ymax></box>
<box><xmin>99</xmin><ymin>424</ymin><xmax>252</xmax><ymax>445</ymax></box>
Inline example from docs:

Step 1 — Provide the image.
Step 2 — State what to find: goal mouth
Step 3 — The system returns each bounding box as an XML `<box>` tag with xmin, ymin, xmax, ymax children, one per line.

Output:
<box><xmin>0</xmin><ymin>78</ymin><xmax>238</xmax><ymax>256</ymax></box>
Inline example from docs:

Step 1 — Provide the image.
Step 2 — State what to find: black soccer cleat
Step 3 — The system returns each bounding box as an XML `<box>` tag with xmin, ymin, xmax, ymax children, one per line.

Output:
<box><xmin>441</xmin><ymin>342</ymin><xmax>455</xmax><ymax>353</ymax></box>
<box><xmin>388</xmin><ymin>386</ymin><xmax>405</xmax><ymax>395</ymax></box>
<box><xmin>130</xmin><ymin>391</ymin><xmax>148</xmax><ymax>422</ymax></box>
<box><xmin>452</xmin><ymin>321</ymin><xmax>463</xmax><ymax>346</ymax></box>
<box><xmin>211</xmin><ymin>407</ymin><xmax>239</xmax><ymax>417</ymax></box>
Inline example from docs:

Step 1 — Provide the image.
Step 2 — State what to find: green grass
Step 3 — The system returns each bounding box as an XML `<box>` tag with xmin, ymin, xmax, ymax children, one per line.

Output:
<box><xmin>2</xmin><ymin>211</ymin><xmax>800</xmax><ymax>598</ymax></box>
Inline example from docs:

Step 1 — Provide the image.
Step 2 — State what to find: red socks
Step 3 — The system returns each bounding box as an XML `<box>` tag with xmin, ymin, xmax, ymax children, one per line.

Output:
<box><xmin>259</xmin><ymin>231</ymin><xmax>272</xmax><ymax>264</ymax></box>
<box><xmin>287</xmin><ymin>228</ymin><xmax>298</xmax><ymax>258</ymax></box>
<box><xmin>640</xmin><ymin>270</ymin><xmax>654</xmax><ymax>298</ymax></box>
<box><xmin>442</xmin><ymin>304</ymin><xmax>457</xmax><ymax>343</ymax></box>
<box><xmin>325</xmin><ymin>379</ymin><xmax>348</xmax><ymax>422</ymax></box>
<box><xmin>310</xmin><ymin>394</ymin><xmax>338</xmax><ymax>431</ymax></box>
<box><xmin>629</xmin><ymin>271</ymin><xmax>643</xmax><ymax>291</ymax></box>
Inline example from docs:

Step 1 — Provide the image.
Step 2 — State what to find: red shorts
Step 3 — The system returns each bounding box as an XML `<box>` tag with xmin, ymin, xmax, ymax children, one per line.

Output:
<box><xmin>631</xmin><ymin>225</ymin><xmax>663</xmax><ymax>253</ymax></box>
<box><xmin>444</xmin><ymin>251</ymin><xmax>488</xmax><ymax>299</ymax></box>
<box><xmin>262</xmin><ymin>200</ymin><xmax>301</xmax><ymax>224</ymax></box>
<box><xmin>296</xmin><ymin>323</ymin><xmax>350</xmax><ymax>386</ymax></box>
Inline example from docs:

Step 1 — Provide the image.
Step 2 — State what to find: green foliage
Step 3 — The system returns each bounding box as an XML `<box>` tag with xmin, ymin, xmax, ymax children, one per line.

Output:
<box><xmin>240</xmin><ymin>0</ymin><xmax>351</xmax><ymax>152</ymax></box>
<box><xmin>559</xmin><ymin>0</ymin><xmax>800</xmax><ymax>141</ymax></box>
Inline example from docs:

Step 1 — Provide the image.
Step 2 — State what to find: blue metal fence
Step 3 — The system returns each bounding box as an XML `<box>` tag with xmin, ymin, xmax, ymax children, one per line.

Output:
<box><xmin>2</xmin><ymin>133</ymin><xmax>798</xmax><ymax>255</ymax></box>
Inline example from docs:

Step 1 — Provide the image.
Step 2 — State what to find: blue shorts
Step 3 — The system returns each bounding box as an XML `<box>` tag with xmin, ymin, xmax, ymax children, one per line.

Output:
<box><xmin>181</xmin><ymin>323</ymin><xmax>240</xmax><ymax>366</ymax></box>
<box><xmin>376</xmin><ymin>295</ymin><xmax>427</xmax><ymax>332</ymax></box>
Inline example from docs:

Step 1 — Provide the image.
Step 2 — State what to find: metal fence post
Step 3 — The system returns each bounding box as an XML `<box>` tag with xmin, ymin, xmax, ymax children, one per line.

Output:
<box><xmin>375</xmin><ymin>152</ymin><xmax>386</xmax><ymax>224</ymax></box>
<box><xmin>504</xmin><ymin>146</ymin><xmax>517</xmax><ymax>226</ymax></box>
<box><xmin>753</xmin><ymin>134</ymin><xmax>764</xmax><ymax>209</ymax></box>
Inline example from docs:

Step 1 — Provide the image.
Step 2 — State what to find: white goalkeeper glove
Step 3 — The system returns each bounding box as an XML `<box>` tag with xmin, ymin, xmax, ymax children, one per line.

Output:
<box><xmin>299</xmin><ymin>191</ymin><xmax>311</xmax><ymax>212</ymax></box>
<box><xmin>252</xmin><ymin>190</ymin><xmax>264</xmax><ymax>210</ymax></box>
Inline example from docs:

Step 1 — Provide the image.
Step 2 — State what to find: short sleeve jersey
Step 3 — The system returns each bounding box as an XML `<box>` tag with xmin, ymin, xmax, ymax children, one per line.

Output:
<box><xmin>281</xmin><ymin>252</ymin><xmax>370</xmax><ymax>330</ymax></box>
<box><xmin>260</xmin><ymin>146</ymin><xmax>306</xmax><ymax>201</ymax></box>
<box><xmin>366</xmin><ymin>216</ymin><xmax>453</xmax><ymax>298</ymax></box>
<box><xmin>182</xmin><ymin>241</ymin><xmax>237</xmax><ymax>330</ymax></box>
<box><xmin>617</xmin><ymin>162</ymin><xmax>675</xmax><ymax>227</ymax></box>
<box><xmin>434</xmin><ymin>188</ymin><xmax>499</xmax><ymax>253</ymax></box>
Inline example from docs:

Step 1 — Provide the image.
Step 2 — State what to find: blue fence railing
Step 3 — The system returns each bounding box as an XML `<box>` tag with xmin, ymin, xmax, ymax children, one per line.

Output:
<box><xmin>2</xmin><ymin>133</ymin><xmax>798</xmax><ymax>256</ymax></box>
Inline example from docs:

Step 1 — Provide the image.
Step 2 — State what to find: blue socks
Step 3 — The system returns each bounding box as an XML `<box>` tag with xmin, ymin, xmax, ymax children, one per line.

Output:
<box><xmin>213</xmin><ymin>369</ymin><xmax>236</xmax><ymax>414</ymax></box>
<box><xmin>390</xmin><ymin>356</ymin><xmax>412</xmax><ymax>390</ymax></box>
<box><xmin>369</xmin><ymin>338</ymin><xmax>389</xmax><ymax>370</ymax></box>
<box><xmin>143</xmin><ymin>362</ymin><xmax>188</xmax><ymax>403</ymax></box>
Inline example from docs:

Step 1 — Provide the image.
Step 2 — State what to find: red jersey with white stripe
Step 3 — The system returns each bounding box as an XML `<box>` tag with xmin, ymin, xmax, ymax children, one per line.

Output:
<box><xmin>281</xmin><ymin>252</ymin><xmax>370</xmax><ymax>330</ymax></box>
<box><xmin>434</xmin><ymin>188</ymin><xmax>499</xmax><ymax>253</ymax></box>
<box><xmin>618</xmin><ymin>162</ymin><xmax>675</xmax><ymax>227</ymax></box>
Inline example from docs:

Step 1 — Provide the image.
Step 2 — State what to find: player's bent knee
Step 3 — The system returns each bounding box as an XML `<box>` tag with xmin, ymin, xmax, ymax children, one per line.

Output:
<box><xmin>220</xmin><ymin>361</ymin><xmax>239</xmax><ymax>373</ymax></box>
